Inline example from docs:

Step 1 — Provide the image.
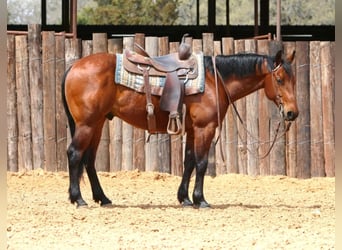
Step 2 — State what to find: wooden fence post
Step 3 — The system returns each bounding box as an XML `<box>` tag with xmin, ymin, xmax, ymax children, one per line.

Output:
<box><xmin>213</xmin><ymin>40</ymin><xmax>227</xmax><ymax>176</ymax></box>
<box><xmin>234</xmin><ymin>39</ymin><xmax>247</xmax><ymax>174</ymax></box>
<box><xmin>145</xmin><ymin>36</ymin><xmax>159</xmax><ymax>172</ymax></box>
<box><xmin>158</xmin><ymin>36</ymin><xmax>171</xmax><ymax>173</ymax></box>
<box><xmin>65</xmin><ymin>38</ymin><xmax>81</xmax><ymax>152</ymax></box>
<box><xmin>108</xmin><ymin>38</ymin><xmax>123</xmax><ymax>172</ymax></box>
<box><xmin>309</xmin><ymin>41</ymin><xmax>325</xmax><ymax>177</ymax></box>
<box><xmin>93</xmin><ymin>33</ymin><xmax>110</xmax><ymax>172</ymax></box>
<box><xmin>202</xmin><ymin>33</ymin><xmax>216</xmax><ymax>176</ymax></box>
<box><xmin>28</xmin><ymin>24</ymin><xmax>44</xmax><ymax>170</ymax></box>
<box><xmin>222</xmin><ymin>37</ymin><xmax>238</xmax><ymax>174</ymax></box>
<box><xmin>82</xmin><ymin>40</ymin><xmax>93</xmax><ymax>56</ymax></box>
<box><xmin>7</xmin><ymin>34</ymin><xmax>18</xmax><ymax>171</ymax></box>
<box><xmin>42</xmin><ymin>31</ymin><xmax>56</xmax><ymax>171</ymax></box>
<box><xmin>269</xmin><ymin>41</ymin><xmax>286</xmax><ymax>176</ymax></box>
<box><xmin>121</xmin><ymin>36</ymin><xmax>134</xmax><ymax>171</ymax></box>
<box><xmin>257</xmin><ymin>39</ymin><xmax>270</xmax><ymax>175</ymax></box>
<box><xmin>55</xmin><ymin>33</ymin><xmax>67</xmax><ymax>171</ymax></box>
<box><xmin>245</xmin><ymin>39</ymin><xmax>259</xmax><ymax>176</ymax></box>
<box><xmin>169</xmin><ymin>41</ymin><xmax>184</xmax><ymax>176</ymax></box>
<box><xmin>321</xmin><ymin>41</ymin><xmax>335</xmax><ymax>177</ymax></box>
<box><xmin>133</xmin><ymin>33</ymin><xmax>146</xmax><ymax>172</ymax></box>
<box><xmin>295</xmin><ymin>41</ymin><xmax>311</xmax><ymax>178</ymax></box>
<box><xmin>283</xmin><ymin>42</ymin><xmax>297</xmax><ymax>177</ymax></box>
<box><xmin>15</xmin><ymin>35</ymin><xmax>33</xmax><ymax>171</ymax></box>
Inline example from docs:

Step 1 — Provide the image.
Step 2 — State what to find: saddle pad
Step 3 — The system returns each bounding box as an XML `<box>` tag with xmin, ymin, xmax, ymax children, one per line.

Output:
<box><xmin>114</xmin><ymin>52</ymin><xmax>205</xmax><ymax>96</ymax></box>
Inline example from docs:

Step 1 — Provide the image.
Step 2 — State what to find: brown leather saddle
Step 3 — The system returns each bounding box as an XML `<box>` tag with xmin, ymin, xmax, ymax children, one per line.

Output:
<box><xmin>123</xmin><ymin>37</ymin><xmax>198</xmax><ymax>134</ymax></box>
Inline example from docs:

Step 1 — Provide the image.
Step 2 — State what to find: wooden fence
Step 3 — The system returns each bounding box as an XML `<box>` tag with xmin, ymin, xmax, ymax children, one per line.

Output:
<box><xmin>7</xmin><ymin>24</ymin><xmax>335</xmax><ymax>178</ymax></box>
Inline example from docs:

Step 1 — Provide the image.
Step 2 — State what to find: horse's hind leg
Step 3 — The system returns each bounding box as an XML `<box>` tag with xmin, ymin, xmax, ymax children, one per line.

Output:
<box><xmin>68</xmin><ymin>122</ymin><xmax>111</xmax><ymax>207</ymax></box>
<box><xmin>80</xmin><ymin>121</ymin><xmax>112</xmax><ymax>206</ymax></box>
<box><xmin>67</xmin><ymin>126</ymin><xmax>93</xmax><ymax>207</ymax></box>
<box><xmin>84</xmin><ymin>122</ymin><xmax>112</xmax><ymax>206</ymax></box>
<box><xmin>84</xmin><ymin>150</ymin><xmax>112</xmax><ymax>206</ymax></box>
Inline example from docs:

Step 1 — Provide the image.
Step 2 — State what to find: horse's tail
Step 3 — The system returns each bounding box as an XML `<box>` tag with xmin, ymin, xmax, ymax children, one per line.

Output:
<box><xmin>61</xmin><ymin>66</ymin><xmax>75</xmax><ymax>138</ymax></box>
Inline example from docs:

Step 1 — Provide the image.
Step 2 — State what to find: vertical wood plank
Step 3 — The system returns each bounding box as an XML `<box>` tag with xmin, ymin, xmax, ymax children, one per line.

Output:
<box><xmin>64</xmin><ymin>38</ymin><xmax>81</xmax><ymax>150</ymax></box>
<box><xmin>269</xmin><ymin>41</ymin><xmax>286</xmax><ymax>176</ymax></box>
<box><xmin>55</xmin><ymin>33</ymin><xmax>67</xmax><ymax>171</ymax></box>
<box><xmin>283</xmin><ymin>42</ymin><xmax>297</xmax><ymax>177</ymax></box>
<box><xmin>16</xmin><ymin>35</ymin><xmax>33</xmax><ymax>171</ymax></box>
<box><xmin>132</xmin><ymin>33</ymin><xmax>146</xmax><ymax>172</ymax></box>
<box><xmin>92</xmin><ymin>33</ymin><xmax>110</xmax><ymax>172</ymax></box>
<box><xmin>321</xmin><ymin>41</ymin><xmax>335</xmax><ymax>177</ymax></box>
<box><xmin>309</xmin><ymin>41</ymin><xmax>325</xmax><ymax>177</ymax></box>
<box><xmin>202</xmin><ymin>33</ymin><xmax>216</xmax><ymax>176</ymax></box>
<box><xmin>245</xmin><ymin>39</ymin><xmax>259</xmax><ymax>176</ymax></box>
<box><xmin>145</xmin><ymin>36</ymin><xmax>159</xmax><ymax>172</ymax></box>
<box><xmin>121</xmin><ymin>36</ymin><xmax>134</xmax><ymax>171</ymax></box>
<box><xmin>169</xmin><ymin>41</ymin><xmax>184</xmax><ymax>176</ymax></box>
<box><xmin>295</xmin><ymin>41</ymin><xmax>311</xmax><ymax>178</ymax></box>
<box><xmin>234</xmin><ymin>39</ymin><xmax>247</xmax><ymax>174</ymax></box>
<box><xmin>213</xmin><ymin>40</ymin><xmax>227</xmax><ymax>176</ymax></box>
<box><xmin>28</xmin><ymin>24</ymin><xmax>44</xmax><ymax>170</ymax></box>
<box><xmin>257</xmin><ymin>39</ymin><xmax>270</xmax><ymax>175</ymax></box>
<box><xmin>158</xmin><ymin>36</ymin><xmax>171</xmax><ymax>173</ymax></box>
<box><xmin>108</xmin><ymin>38</ymin><xmax>123</xmax><ymax>172</ymax></box>
<box><xmin>82</xmin><ymin>40</ymin><xmax>93</xmax><ymax>56</ymax></box>
<box><xmin>222</xmin><ymin>37</ymin><xmax>238</xmax><ymax>174</ymax></box>
<box><xmin>7</xmin><ymin>34</ymin><xmax>18</xmax><ymax>171</ymax></box>
<box><xmin>42</xmin><ymin>31</ymin><xmax>56</xmax><ymax>171</ymax></box>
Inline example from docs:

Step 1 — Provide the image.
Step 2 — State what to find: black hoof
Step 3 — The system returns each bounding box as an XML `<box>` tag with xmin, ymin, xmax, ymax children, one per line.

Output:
<box><xmin>100</xmin><ymin>200</ymin><xmax>113</xmax><ymax>207</ymax></box>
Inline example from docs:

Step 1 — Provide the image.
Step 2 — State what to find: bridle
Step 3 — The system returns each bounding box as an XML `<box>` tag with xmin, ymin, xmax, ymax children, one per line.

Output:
<box><xmin>212</xmin><ymin>56</ymin><xmax>292</xmax><ymax>161</ymax></box>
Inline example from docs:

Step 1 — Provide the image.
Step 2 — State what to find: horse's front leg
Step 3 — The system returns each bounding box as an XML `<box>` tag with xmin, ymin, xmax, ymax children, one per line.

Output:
<box><xmin>177</xmin><ymin>136</ymin><xmax>196</xmax><ymax>206</ymax></box>
<box><xmin>191</xmin><ymin>127</ymin><xmax>215</xmax><ymax>208</ymax></box>
<box><xmin>192</xmin><ymin>156</ymin><xmax>210</xmax><ymax>208</ymax></box>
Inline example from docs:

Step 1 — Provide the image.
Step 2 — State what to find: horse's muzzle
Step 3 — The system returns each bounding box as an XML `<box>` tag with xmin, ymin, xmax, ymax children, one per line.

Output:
<box><xmin>285</xmin><ymin>110</ymin><xmax>298</xmax><ymax>121</ymax></box>
<box><xmin>279</xmin><ymin>104</ymin><xmax>298</xmax><ymax>121</ymax></box>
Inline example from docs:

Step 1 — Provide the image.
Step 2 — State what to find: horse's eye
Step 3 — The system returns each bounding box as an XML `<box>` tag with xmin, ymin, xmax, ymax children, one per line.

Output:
<box><xmin>276</xmin><ymin>77</ymin><xmax>284</xmax><ymax>85</ymax></box>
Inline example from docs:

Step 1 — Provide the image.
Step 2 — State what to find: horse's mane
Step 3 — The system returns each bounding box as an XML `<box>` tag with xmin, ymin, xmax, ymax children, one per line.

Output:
<box><xmin>204</xmin><ymin>53</ymin><xmax>292</xmax><ymax>80</ymax></box>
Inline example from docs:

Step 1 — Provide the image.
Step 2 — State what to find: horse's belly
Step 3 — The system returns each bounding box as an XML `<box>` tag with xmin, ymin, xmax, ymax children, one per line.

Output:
<box><xmin>112</xmin><ymin>90</ymin><xmax>169</xmax><ymax>132</ymax></box>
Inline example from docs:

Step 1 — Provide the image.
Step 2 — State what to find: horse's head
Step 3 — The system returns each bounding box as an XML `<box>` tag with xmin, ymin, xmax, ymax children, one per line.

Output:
<box><xmin>264</xmin><ymin>50</ymin><xmax>298</xmax><ymax>121</ymax></box>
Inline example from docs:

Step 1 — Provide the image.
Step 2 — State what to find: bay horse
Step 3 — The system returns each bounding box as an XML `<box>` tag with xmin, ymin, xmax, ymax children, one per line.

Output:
<box><xmin>62</xmin><ymin>49</ymin><xmax>298</xmax><ymax>208</ymax></box>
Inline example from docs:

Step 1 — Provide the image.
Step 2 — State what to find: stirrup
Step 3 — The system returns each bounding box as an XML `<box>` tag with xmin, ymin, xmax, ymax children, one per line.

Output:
<box><xmin>167</xmin><ymin>112</ymin><xmax>182</xmax><ymax>135</ymax></box>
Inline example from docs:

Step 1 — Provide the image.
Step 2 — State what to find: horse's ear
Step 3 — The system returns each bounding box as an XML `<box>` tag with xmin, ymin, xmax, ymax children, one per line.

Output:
<box><xmin>287</xmin><ymin>50</ymin><xmax>296</xmax><ymax>64</ymax></box>
<box><xmin>274</xmin><ymin>50</ymin><xmax>282</xmax><ymax>66</ymax></box>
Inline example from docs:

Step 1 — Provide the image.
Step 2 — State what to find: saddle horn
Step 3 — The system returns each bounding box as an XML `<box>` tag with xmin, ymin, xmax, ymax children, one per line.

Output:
<box><xmin>178</xmin><ymin>33</ymin><xmax>192</xmax><ymax>60</ymax></box>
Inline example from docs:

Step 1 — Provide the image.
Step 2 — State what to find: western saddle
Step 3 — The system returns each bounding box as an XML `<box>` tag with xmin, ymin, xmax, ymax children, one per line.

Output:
<box><xmin>123</xmin><ymin>34</ymin><xmax>198</xmax><ymax>134</ymax></box>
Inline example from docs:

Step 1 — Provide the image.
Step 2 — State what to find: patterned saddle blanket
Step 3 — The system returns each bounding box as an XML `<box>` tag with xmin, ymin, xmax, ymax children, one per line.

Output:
<box><xmin>114</xmin><ymin>52</ymin><xmax>205</xmax><ymax>96</ymax></box>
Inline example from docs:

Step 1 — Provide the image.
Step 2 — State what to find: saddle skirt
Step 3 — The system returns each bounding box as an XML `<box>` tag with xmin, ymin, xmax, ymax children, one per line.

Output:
<box><xmin>114</xmin><ymin>52</ymin><xmax>205</xmax><ymax>96</ymax></box>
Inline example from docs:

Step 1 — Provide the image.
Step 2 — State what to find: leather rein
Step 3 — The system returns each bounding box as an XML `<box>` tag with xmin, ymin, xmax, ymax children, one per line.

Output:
<box><xmin>211</xmin><ymin>56</ymin><xmax>292</xmax><ymax>161</ymax></box>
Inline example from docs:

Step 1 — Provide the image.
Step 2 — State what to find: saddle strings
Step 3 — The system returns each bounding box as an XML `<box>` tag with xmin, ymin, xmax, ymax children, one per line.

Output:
<box><xmin>212</xmin><ymin>56</ymin><xmax>291</xmax><ymax>160</ymax></box>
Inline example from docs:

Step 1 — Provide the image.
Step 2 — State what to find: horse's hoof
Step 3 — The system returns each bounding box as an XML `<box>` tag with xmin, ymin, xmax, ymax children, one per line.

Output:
<box><xmin>181</xmin><ymin>198</ymin><xmax>193</xmax><ymax>207</ymax></box>
<box><xmin>74</xmin><ymin>198</ymin><xmax>88</xmax><ymax>208</ymax></box>
<box><xmin>100</xmin><ymin>198</ymin><xmax>112</xmax><ymax>207</ymax></box>
<box><xmin>193</xmin><ymin>201</ymin><xmax>211</xmax><ymax>209</ymax></box>
<box><xmin>76</xmin><ymin>203</ymin><xmax>88</xmax><ymax>209</ymax></box>
<box><xmin>101</xmin><ymin>202</ymin><xmax>113</xmax><ymax>208</ymax></box>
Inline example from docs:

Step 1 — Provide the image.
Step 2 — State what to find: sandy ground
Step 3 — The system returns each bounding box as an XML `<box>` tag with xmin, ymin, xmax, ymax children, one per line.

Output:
<box><xmin>7</xmin><ymin>169</ymin><xmax>335</xmax><ymax>249</ymax></box>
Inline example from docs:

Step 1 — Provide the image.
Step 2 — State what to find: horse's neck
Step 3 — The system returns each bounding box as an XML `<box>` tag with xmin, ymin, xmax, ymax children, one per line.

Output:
<box><xmin>227</xmin><ymin>75</ymin><xmax>265</xmax><ymax>102</ymax></box>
